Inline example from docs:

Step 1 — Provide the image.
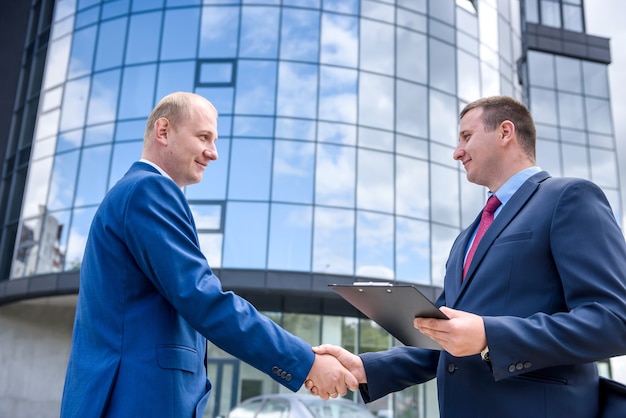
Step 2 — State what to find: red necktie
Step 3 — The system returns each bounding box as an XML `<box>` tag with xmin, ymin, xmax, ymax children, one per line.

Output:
<box><xmin>463</xmin><ymin>195</ymin><xmax>502</xmax><ymax>279</ymax></box>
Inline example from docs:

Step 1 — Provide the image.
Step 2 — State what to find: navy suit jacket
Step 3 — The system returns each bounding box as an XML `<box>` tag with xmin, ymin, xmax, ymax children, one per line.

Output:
<box><xmin>61</xmin><ymin>162</ymin><xmax>314</xmax><ymax>417</ymax></box>
<box><xmin>359</xmin><ymin>172</ymin><xmax>626</xmax><ymax>418</ymax></box>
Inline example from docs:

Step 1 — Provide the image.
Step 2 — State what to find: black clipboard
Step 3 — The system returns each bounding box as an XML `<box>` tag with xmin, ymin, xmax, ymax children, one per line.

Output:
<box><xmin>330</xmin><ymin>283</ymin><xmax>447</xmax><ymax>350</ymax></box>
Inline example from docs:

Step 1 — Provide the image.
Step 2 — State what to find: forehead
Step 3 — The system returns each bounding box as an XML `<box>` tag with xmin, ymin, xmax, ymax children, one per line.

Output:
<box><xmin>459</xmin><ymin>107</ymin><xmax>484</xmax><ymax>132</ymax></box>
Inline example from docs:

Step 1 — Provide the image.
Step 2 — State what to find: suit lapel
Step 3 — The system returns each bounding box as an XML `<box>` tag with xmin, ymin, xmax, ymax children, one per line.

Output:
<box><xmin>450</xmin><ymin>171</ymin><xmax>550</xmax><ymax>305</ymax></box>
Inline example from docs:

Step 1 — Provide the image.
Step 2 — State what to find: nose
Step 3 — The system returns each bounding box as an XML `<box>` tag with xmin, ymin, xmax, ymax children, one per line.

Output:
<box><xmin>453</xmin><ymin>144</ymin><xmax>464</xmax><ymax>161</ymax></box>
<box><xmin>204</xmin><ymin>143</ymin><xmax>218</xmax><ymax>161</ymax></box>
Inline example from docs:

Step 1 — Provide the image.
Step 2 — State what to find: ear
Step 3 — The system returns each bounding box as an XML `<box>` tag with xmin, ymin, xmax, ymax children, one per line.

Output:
<box><xmin>154</xmin><ymin>117</ymin><xmax>170</xmax><ymax>146</ymax></box>
<box><xmin>499</xmin><ymin>120</ymin><xmax>515</xmax><ymax>145</ymax></box>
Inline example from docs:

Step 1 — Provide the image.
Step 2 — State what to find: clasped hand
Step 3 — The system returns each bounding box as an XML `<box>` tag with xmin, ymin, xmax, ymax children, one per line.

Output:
<box><xmin>304</xmin><ymin>352</ymin><xmax>360</xmax><ymax>400</ymax></box>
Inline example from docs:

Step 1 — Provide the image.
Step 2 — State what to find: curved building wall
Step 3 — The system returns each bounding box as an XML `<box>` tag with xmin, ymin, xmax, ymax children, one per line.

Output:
<box><xmin>10</xmin><ymin>0</ymin><xmax>523</xmax><ymax>287</ymax></box>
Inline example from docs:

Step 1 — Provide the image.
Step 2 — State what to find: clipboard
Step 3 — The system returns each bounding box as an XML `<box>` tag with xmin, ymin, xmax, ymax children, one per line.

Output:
<box><xmin>330</xmin><ymin>283</ymin><xmax>447</xmax><ymax>350</ymax></box>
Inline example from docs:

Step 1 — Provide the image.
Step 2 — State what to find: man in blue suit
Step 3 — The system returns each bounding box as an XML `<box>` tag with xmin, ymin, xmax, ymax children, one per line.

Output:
<box><xmin>60</xmin><ymin>92</ymin><xmax>357</xmax><ymax>417</ymax></box>
<box><xmin>314</xmin><ymin>96</ymin><xmax>626</xmax><ymax>417</ymax></box>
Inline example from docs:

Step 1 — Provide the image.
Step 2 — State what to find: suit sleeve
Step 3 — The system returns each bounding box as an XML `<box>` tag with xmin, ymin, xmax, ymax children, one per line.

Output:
<box><xmin>485</xmin><ymin>180</ymin><xmax>626</xmax><ymax>381</ymax></box>
<box><xmin>123</xmin><ymin>175</ymin><xmax>314</xmax><ymax>391</ymax></box>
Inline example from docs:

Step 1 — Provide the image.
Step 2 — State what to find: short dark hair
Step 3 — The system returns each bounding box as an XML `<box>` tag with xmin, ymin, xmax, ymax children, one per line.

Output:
<box><xmin>460</xmin><ymin>96</ymin><xmax>536</xmax><ymax>162</ymax></box>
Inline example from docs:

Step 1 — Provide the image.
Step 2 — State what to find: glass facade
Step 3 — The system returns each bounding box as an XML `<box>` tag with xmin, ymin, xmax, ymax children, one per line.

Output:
<box><xmin>1</xmin><ymin>0</ymin><xmax>621</xmax><ymax>417</ymax></box>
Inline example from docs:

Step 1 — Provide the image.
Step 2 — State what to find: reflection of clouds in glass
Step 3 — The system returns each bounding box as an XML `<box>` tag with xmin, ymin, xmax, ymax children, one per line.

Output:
<box><xmin>87</xmin><ymin>70</ymin><xmax>121</xmax><ymax>125</ymax></box>
<box><xmin>478</xmin><ymin>2</ymin><xmax>498</xmax><ymax>52</ymax></box>
<box><xmin>356</xmin><ymin>265</ymin><xmax>394</xmax><ymax>279</ymax></box>
<box><xmin>21</xmin><ymin>158</ymin><xmax>53</xmax><ymax>218</ymax></box>
<box><xmin>277</xmin><ymin>62</ymin><xmax>318</xmax><ymax>118</ymax></box>
<box><xmin>321</xmin><ymin>13</ymin><xmax>358</xmax><ymax>67</ymax></box>
<box><xmin>65</xmin><ymin>228</ymin><xmax>88</xmax><ymax>270</ymax></box>
<box><xmin>396</xmin><ymin>217</ymin><xmax>430</xmax><ymax>283</ymax></box>
<box><xmin>274</xmin><ymin>141</ymin><xmax>312</xmax><ymax>177</ymax></box>
<box><xmin>357</xmin><ymin>150</ymin><xmax>393</xmax><ymax>212</ymax></box>
<box><xmin>190</xmin><ymin>205</ymin><xmax>221</xmax><ymax>230</ymax></box>
<box><xmin>60</xmin><ymin>78</ymin><xmax>91</xmax><ymax>131</ymax></box>
<box><xmin>319</xmin><ymin>66</ymin><xmax>357</xmax><ymax>123</ymax></box>
<box><xmin>431</xmin><ymin>224</ymin><xmax>458</xmax><ymax>287</ymax></box>
<box><xmin>356</xmin><ymin>211</ymin><xmax>394</xmax><ymax>279</ymax></box>
<box><xmin>315</xmin><ymin>144</ymin><xmax>355</xmax><ymax>207</ymax></box>
<box><xmin>360</xmin><ymin>19</ymin><xmax>394</xmax><ymax>74</ymax></box>
<box><xmin>280</xmin><ymin>8</ymin><xmax>320</xmax><ymax>62</ymax></box>
<box><xmin>34</xmin><ymin>110</ymin><xmax>61</xmax><ymax>141</ymax></box>
<box><xmin>240</xmin><ymin>6</ymin><xmax>279</xmax><ymax>58</ymax></box>
<box><xmin>313</xmin><ymin>207</ymin><xmax>354</xmax><ymax>275</ymax></box>
<box><xmin>395</xmin><ymin>156</ymin><xmax>429</xmax><ymax>219</ymax></box>
<box><xmin>318</xmin><ymin>122</ymin><xmax>357</xmax><ymax>145</ymax></box>
<box><xmin>43</xmin><ymin>36</ymin><xmax>72</xmax><ymax>89</ymax></box>
<box><xmin>54</xmin><ymin>0</ymin><xmax>77</xmax><ymax>21</ymax></box>
<box><xmin>199</xmin><ymin>233</ymin><xmax>223</xmax><ymax>269</ymax></box>
<box><xmin>359</xmin><ymin>73</ymin><xmax>394</xmax><ymax>130</ymax></box>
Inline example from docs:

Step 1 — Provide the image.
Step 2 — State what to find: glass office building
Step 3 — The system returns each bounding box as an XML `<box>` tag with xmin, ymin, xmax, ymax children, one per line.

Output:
<box><xmin>0</xmin><ymin>0</ymin><xmax>621</xmax><ymax>417</ymax></box>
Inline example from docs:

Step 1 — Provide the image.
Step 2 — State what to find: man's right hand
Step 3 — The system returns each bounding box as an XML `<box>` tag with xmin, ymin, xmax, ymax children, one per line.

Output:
<box><xmin>312</xmin><ymin>344</ymin><xmax>367</xmax><ymax>384</ymax></box>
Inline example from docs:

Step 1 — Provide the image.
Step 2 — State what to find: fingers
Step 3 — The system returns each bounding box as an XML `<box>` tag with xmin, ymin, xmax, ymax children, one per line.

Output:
<box><xmin>305</xmin><ymin>353</ymin><xmax>358</xmax><ymax>399</ymax></box>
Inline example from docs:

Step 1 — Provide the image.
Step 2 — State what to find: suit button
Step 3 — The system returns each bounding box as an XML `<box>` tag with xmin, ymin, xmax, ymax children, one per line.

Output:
<box><xmin>447</xmin><ymin>364</ymin><xmax>457</xmax><ymax>373</ymax></box>
<box><xmin>281</xmin><ymin>371</ymin><xmax>287</xmax><ymax>379</ymax></box>
<box><xmin>508</xmin><ymin>365</ymin><xmax>516</xmax><ymax>373</ymax></box>
<box><xmin>272</xmin><ymin>366</ymin><xmax>278</xmax><ymax>374</ymax></box>
<box><xmin>515</xmin><ymin>363</ymin><xmax>524</xmax><ymax>371</ymax></box>
<box><xmin>286</xmin><ymin>374</ymin><xmax>292</xmax><ymax>381</ymax></box>
<box><xmin>524</xmin><ymin>362</ymin><xmax>532</xmax><ymax>369</ymax></box>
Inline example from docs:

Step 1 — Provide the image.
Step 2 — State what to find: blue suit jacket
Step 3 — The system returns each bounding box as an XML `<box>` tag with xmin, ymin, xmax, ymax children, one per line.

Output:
<box><xmin>359</xmin><ymin>172</ymin><xmax>626</xmax><ymax>418</ymax></box>
<box><xmin>60</xmin><ymin>162</ymin><xmax>314</xmax><ymax>418</ymax></box>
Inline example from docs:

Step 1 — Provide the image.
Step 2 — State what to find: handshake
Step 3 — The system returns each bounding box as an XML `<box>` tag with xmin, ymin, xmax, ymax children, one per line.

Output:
<box><xmin>302</xmin><ymin>345</ymin><xmax>366</xmax><ymax>400</ymax></box>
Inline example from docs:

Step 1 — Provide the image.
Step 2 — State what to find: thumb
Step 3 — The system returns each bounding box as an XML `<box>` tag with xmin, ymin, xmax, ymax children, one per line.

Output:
<box><xmin>439</xmin><ymin>306</ymin><xmax>458</xmax><ymax>318</ymax></box>
<box><xmin>312</xmin><ymin>343</ymin><xmax>339</xmax><ymax>356</ymax></box>
<box><xmin>343</xmin><ymin>370</ymin><xmax>359</xmax><ymax>391</ymax></box>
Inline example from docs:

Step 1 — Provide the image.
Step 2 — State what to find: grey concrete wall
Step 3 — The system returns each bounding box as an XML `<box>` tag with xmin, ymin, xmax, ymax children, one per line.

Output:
<box><xmin>0</xmin><ymin>296</ymin><xmax>75</xmax><ymax>418</ymax></box>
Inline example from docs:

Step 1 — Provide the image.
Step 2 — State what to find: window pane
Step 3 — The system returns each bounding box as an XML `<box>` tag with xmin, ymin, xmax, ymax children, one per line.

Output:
<box><xmin>240</xmin><ymin>6</ymin><xmax>279</xmax><ymax>58</ymax></box>
<box><xmin>235</xmin><ymin>61</ymin><xmax>277</xmax><ymax>115</ymax></box>
<box><xmin>268</xmin><ymin>204</ymin><xmax>312</xmax><ymax>271</ymax></box>
<box><xmin>156</xmin><ymin>61</ymin><xmax>195</xmax><ymax>100</ymax></box>
<box><xmin>585</xmin><ymin>97</ymin><xmax>613</xmax><ymax>135</ymax></box>
<box><xmin>530</xmin><ymin>87</ymin><xmax>558</xmax><ymax>126</ymax></box>
<box><xmin>359</xmin><ymin>73</ymin><xmax>394</xmax><ymax>130</ymax></box>
<box><xmin>109</xmin><ymin>141</ymin><xmax>143</xmax><ymax>189</ymax></box>
<box><xmin>563</xmin><ymin>4</ymin><xmax>583</xmax><ymax>32</ymax></box>
<box><xmin>223</xmin><ymin>202</ymin><xmax>269</xmax><ymax>268</ymax></box>
<box><xmin>87</xmin><ymin>69</ymin><xmax>121</xmax><ymax>125</ymax></box>
<box><xmin>190</xmin><ymin>204</ymin><xmax>222</xmax><ymax>230</ymax></box>
<box><xmin>125</xmin><ymin>12</ymin><xmax>161</xmax><ymax>65</ymax></box>
<box><xmin>457</xmin><ymin>49</ymin><xmax>480</xmax><ymax>102</ymax></box>
<box><xmin>65</xmin><ymin>206</ymin><xmax>97</xmax><ymax>271</ymax></box>
<box><xmin>356</xmin><ymin>211</ymin><xmax>394</xmax><ymax>279</ymax></box>
<box><xmin>561</xmin><ymin>143</ymin><xmax>589</xmax><ymax>179</ymax></box>
<box><xmin>280</xmin><ymin>8</ymin><xmax>320</xmax><ymax>62</ymax></box>
<box><xmin>60</xmin><ymin>77</ymin><xmax>90</xmax><ymax>131</ymax></box>
<box><xmin>272</xmin><ymin>140</ymin><xmax>315</xmax><ymax>204</ymax></box>
<box><xmin>119</xmin><ymin>64</ymin><xmax>157</xmax><ymax>120</ymax></box>
<box><xmin>396</xmin><ymin>217</ymin><xmax>430</xmax><ymax>283</ymax></box>
<box><xmin>315</xmin><ymin>144</ymin><xmax>355</xmax><ymax>207</ymax></box>
<box><xmin>528</xmin><ymin>51</ymin><xmax>554</xmax><ymax>88</ymax></box>
<box><xmin>555</xmin><ymin>56</ymin><xmax>582</xmax><ymax>93</ymax></box>
<box><xmin>198</xmin><ymin>232</ymin><xmax>223</xmax><ymax>269</ymax></box>
<box><xmin>396</xmin><ymin>155</ymin><xmax>428</xmax><ymax>219</ymax></box>
<box><xmin>583</xmin><ymin>61</ymin><xmax>609</xmax><ymax>97</ymax></box>
<box><xmin>228</xmin><ymin>139</ymin><xmax>272</xmax><ymax>200</ymax></box>
<box><xmin>95</xmin><ymin>17</ymin><xmax>127</xmax><ymax>71</ymax></box>
<box><xmin>590</xmin><ymin>148</ymin><xmax>618</xmax><ymax>188</ymax></box>
<box><xmin>429</xmin><ymin>38</ymin><xmax>456</xmax><ymax>93</ymax></box>
<box><xmin>430</xmin><ymin>164</ymin><xmax>459</xmax><ymax>228</ymax></box>
<box><xmin>541</xmin><ymin>0</ymin><xmax>561</xmax><ymax>28</ymax></box>
<box><xmin>396</xmin><ymin>80</ymin><xmax>427</xmax><ymax>138</ymax></box>
<box><xmin>536</xmin><ymin>138</ymin><xmax>562</xmax><ymax>177</ymax></box>
<box><xmin>75</xmin><ymin>145</ymin><xmax>112</xmax><ymax>206</ymax></box>
<box><xmin>276</xmin><ymin>62</ymin><xmax>318</xmax><ymax>118</ymax></box>
<box><xmin>357</xmin><ymin>149</ymin><xmax>393</xmax><ymax>212</ymax></box>
<box><xmin>161</xmin><ymin>8</ymin><xmax>199</xmax><ymax>60</ymax></box>
<box><xmin>429</xmin><ymin>90</ymin><xmax>457</xmax><ymax>147</ymax></box>
<box><xmin>558</xmin><ymin>92</ymin><xmax>585</xmax><ymax>130</ymax></box>
<box><xmin>360</xmin><ymin>19</ymin><xmax>394</xmax><ymax>75</ymax></box>
<box><xmin>200</xmin><ymin>6</ymin><xmax>239</xmax><ymax>58</ymax></box>
<box><xmin>320</xmin><ymin>12</ymin><xmax>358</xmax><ymax>67</ymax></box>
<box><xmin>48</xmin><ymin>150</ymin><xmax>80</xmax><ymax>211</ymax></box>
<box><xmin>313</xmin><ymin>207</ymin><xmax>354</xmax><ymax>275</ymax></box>
<box><xmin>318</xmin><ymin>66</ymin><xmax>358</xmax><ymax>124</ymax></box>
<box><xmin>397</xmin><ymin>28</ymin><xmax>427</xmax><ymax>84</ymax></box>
<box><xmin>68</xmin><ymin>26</ymin><xmax>96</xmax><ymax>78</ymax></box>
